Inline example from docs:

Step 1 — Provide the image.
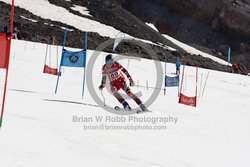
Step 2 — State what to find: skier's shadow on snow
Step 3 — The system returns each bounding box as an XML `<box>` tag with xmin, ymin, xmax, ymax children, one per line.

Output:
<box><xmin>9</xmin><ymin>88</ymin><xmax>38</xmax><ymax>94</ymax></box>
<box><xmin>43</xmin><ymin>99</ymin><xmax>101</xmax><ymax>108</ymax></box>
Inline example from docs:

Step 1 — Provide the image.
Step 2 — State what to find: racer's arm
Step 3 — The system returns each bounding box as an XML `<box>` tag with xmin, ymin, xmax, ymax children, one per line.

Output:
<box><xmin>118</xmin><ymin>62</ymin><xmax>135</xmax><ymax>86</ymax></box>
<box><xmin>99</xmin><ymin>66</ymin><xmax>107</xmax><ymax>90</ymax></box>
<box><xmin>121</xmin><ymin>67</ymin><xmax>132</xmax><ymax>81</ymax></box>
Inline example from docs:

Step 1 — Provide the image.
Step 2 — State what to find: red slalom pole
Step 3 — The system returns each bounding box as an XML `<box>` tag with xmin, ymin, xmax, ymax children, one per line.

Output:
<box><xmin>179</xmin><ymin>57</ymin><xmax>186</xmax><ymax>95</ymax></box>
<box><xmin>0</xmin><ymin>0</ymin><xmax>15</xmax><ymax>128</ymax></box>
<box><xmin>195</xmin><ymin>60</ymin><xmax>199</xmax><ymax>97</ymax></box>
<box><xmin>9</xmin><ymin>0</ymin><xmax>15</xmax><ymax>34</ymax></box>
<box><xmin>195</xmin><ymin>60</ymin><xmax>199</xmax><ymax>107</ymax></box>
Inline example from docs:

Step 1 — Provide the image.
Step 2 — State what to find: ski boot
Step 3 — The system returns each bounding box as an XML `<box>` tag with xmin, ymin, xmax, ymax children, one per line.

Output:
<box><xmin>139</xmin><ymin>104</ymin><xmax>149</xmax><ymax>112</ymax></box>
<box><xmin>122</xmin><ymin>101</ymin><xmax>131</xmax><ymax>111</ymax></box>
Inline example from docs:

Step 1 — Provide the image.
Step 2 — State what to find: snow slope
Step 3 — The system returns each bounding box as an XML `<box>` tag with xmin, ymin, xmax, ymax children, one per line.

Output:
<box><xmin>0</xmin><ymin>40</ymin><xmax>250</xmax><ymax>167</ymax></box>
<box><xmin>1</xmin><ymin>0</ymin><xmax>120</xmax><ymax>38</ymax></box>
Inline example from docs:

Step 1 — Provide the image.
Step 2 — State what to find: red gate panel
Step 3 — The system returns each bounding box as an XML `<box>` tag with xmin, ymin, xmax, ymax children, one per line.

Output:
<box><xmin>0</xmin><ymin>33</ymin><xmax>8</xmax><ymax>69</ymax></box>
<box><xmin>43</xmin><ymin>65</ymin><xmax>58</xmax><ymax>76</ymax></box>
<box><xmin>179</xmin><ymin>93</ymin><xmax>197</xmax><ymax>107</ymax></box>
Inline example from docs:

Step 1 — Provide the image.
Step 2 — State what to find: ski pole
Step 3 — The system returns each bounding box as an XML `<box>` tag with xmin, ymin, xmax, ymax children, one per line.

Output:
<box><xmin>201</xmin><ymin>72</ymin><xmax>209</xmax><ymax>99</ymax></box>
<box><xmin>101</xmin><ymin>90</ymin><xmax>106</xmax><ymax>106</ymax></box>
<box><xmin>199</xmin><ymin>72</ymin><xmax>203</xmax><ymax>98</ymax></box>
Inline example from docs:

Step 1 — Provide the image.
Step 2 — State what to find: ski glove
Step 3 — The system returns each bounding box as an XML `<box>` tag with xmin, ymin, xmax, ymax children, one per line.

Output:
<box><xmin>129</xmin><ymin>80</ymin><xmax>135</xmax><ymax>87</ymax></box>
<box><xmin>99</xmin><ymin>85</ymin><xmax>104</xmax><ymax>90</ymax></box>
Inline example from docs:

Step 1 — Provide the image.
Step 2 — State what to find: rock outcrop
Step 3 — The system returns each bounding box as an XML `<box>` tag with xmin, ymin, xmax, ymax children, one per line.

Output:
<box><xmin>122</xmin><ymin>0</ymin><xmax>250</xmax><ymax>70</ymax></box>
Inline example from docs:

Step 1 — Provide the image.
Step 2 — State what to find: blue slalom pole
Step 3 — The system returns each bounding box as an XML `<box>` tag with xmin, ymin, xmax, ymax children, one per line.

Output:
<box><xmin>82</xmin><ymin>59</ymin><xmax>86</xmax><ymax>98</ymax></box>
<box><xmin>85</xmin><ymin>32</ymin><xmax>88</xmax><ymax>50</ymax></box>
<box><xmin>177</xmin><ymin>56</ymin><xmax>180</xmax><ymax>96</ymax></box>
<box><xmin>228</xmin><ymin>47</ymin><xmax>231</xmax><ymax>66</ymax></box>
<box><xmin>164</xmin><ymin>54</ymin><xmax>167</xmax><ymax>95</ymax></box>
<box><xmin>178</xmin><ymin>74</ymin><xmax>180</xmax><ymax>97</ymax></box>
<box><xmin>82</xmin><ymin>32</ymin><xmax>88</xmax><ymax>98</ymax></box>
<box><xmin>55</xmin><ymin>29</ymin><xmax>68</xmax><ymax>94</ymax></box>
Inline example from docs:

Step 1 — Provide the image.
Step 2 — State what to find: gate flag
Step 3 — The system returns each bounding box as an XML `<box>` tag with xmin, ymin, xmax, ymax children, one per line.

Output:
<box><xmin>179</xmin><ymin>93</ymin><xmax>197</xmax><ymax>107</ymax></box>
<box><xmin>0</xmin><ymin>34</ymin><xmax>9</xmax><ymax>68</ymax></box>
<box><xmin>165</xmin><ymin>75</ymin><xmax>179</xmax><ymax>87</ymax></box>
<box><xmin>163</xmin><ymin>54</ymin><xmax>180</xmax><ymax>95</ymax></box>
<box><xmin>0</xmin><ymin>0</ymin><xmax>15</xmax><ymax>128</ymax></box>
<box><xmin>61</xmin><ymin>50</ymin><xmax>86</xmax><ymax>68</ymax></box>
<box><xmin>43</xmin><ymin>65</ymin><xmax>58</xmax><ymax>76</ymax></box>
<box><xmin>43</xmin><ymin>44</ymin><xmax>59</xmax><ymax>76</ymax></box>
<box><xmin>55</xmin><ymin>30</ymin><xmax>88</xmax><ymax>98</ymax></box>
<box><xmin>178</xmin><ymin>58</ymin><xmax>198</xmax><ymax>107</ymax></box>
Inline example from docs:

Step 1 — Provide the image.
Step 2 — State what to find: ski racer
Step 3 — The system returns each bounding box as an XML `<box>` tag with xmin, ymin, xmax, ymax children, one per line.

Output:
<box><xmin>98</xmin><ymin>54</ymin><xmax>148</xmax><ymax>112</ymax></box>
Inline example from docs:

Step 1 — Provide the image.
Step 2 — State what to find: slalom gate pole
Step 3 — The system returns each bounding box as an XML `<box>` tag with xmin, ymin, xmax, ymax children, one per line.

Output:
<box><xmin>164</xmin><ymin>54</ymin><xmax>167</xmax><ymax>95</ymax></box>
<box><xmin>199</xmin><ymin>73</ymin><xmax>203</xmax><ymax>98</ymax></box>
<box><xmin>56</xmin><ymin>45</ymin><xmax>59</xmax><ymax>69</ymax></box>
<box><xmin>101</xmin><ymin>90</ymin><xmax>106</xmax><ymax>106</ymax></box>
<box><xmin>0</xmin><ymin>0</ymin><xmax>15</xmax><ymax>128</ymax></box>
<box><xmin>183</xmin><ymin>57</ymin><xmax>187</xmax><ymax>92</ymax></box>
<box><xmin>54</xmin><ymin>62</ymin><xmax>61</xmax><ymax>93</ymax></box>
<box><xmin>228</xmin><ymin>47</ymin><xmax>231</xmax><ymax>66</ymax></box>
<box><xmin>195</xmin><ymin>60</ymin><xmax>199</xmax><ymax>98</ymax></box>
<box><xmin>84</xmin><ymin>32</ymin><xmax>88</xmax><ymax>50</ymax></box>
<box><xmin>82</xmin><ymin>32</ymin><xmax>88</xmax><ymax>98</ymax></box>
<box><xmin>0</xmin><ymin>70</ymin><xmax>9</xmax><ymax>127</ymax></box>
<box><xmin>24</xmin><ymin>41</ymin><xmax>27</xmax><ymax>52</ymax></box>
<box><xmin>178</xmin><ymin>74</ymin><xmax>180</xmax><ymax>97</ymax></box>
<box><xmin>49</xmin><ymin>44</ymin><xmax>51</xmax><ymax>66</ymax></box>
<box><xmin>126</xmin><ymin>59</ymin><xmax>130</xmax><ymax>70</ymax></box>
<box><xmin>135</xmin><ymin>84</ymin><xmax>164</xmax><ymax>90</ymax></box>
<box><xmin>82</xmin><ymin>50</ymin><xmax>86</xmax><ymax>98</ymax></box>
<box><xmin>43</xmin><ymin>44</ymin><xmax>48</xmax><ymax>67</ymax></box>
<box><xmin>179</xmin><ymin>57</ymin><xmax>186</xmax><ymax>95</ymax></box>
<box><xmin>82</xmin><ymin>66</ymin><xmax>86</xmax><ymax>99</ymax></box>
<box><xmin>201</xmin><ymin>72</ymin><xmax>209</xmax><ymax>99</ymax></box>
<box><xmin>52</xmin><ymin>36</ymin><xmax>55</xmax><ymax>45</ymax></box>
<box><xmin>55</xmin><ymin>29</ymin><xmax>68</xmax><ymax>94</ymax></box>
<box><xmin>195</xmin><ymin>60</ymin><xmax>199</xmax><ymax>106</ymax></box>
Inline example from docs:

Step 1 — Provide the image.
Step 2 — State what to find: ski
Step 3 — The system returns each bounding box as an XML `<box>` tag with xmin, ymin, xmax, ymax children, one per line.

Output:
<box><xmin>136</xmin><ymin>109</ymin><xmax>151</xmax><ymax>114</ymax></box>
<box><xmin>114</xmin><ymin>106</ymin><xmax>132</xmax><ymax>111</ymax></box>
<box><xmin>114</xmin><ymin>106</ymin><xmax>151</xmax><ymax>114</ymax></box>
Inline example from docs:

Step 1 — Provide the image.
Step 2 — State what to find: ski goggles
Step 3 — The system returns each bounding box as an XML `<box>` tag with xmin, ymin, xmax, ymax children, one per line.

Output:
<box><xmin>106</xmin><ymin>59</ymin><xmax>113</xmax><ymax>65</ymax></box>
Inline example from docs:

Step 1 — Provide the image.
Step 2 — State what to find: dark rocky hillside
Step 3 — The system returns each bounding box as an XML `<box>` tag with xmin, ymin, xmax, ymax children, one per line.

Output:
<box><xmin>122</xmin><ymin>0</ymin><xmax>250</xmax><ymax>71</ymax></box>
<box><xmin>0</xmin><ymin>0</ymin><xmax>249</xmax><ymax>74</ymax></box>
